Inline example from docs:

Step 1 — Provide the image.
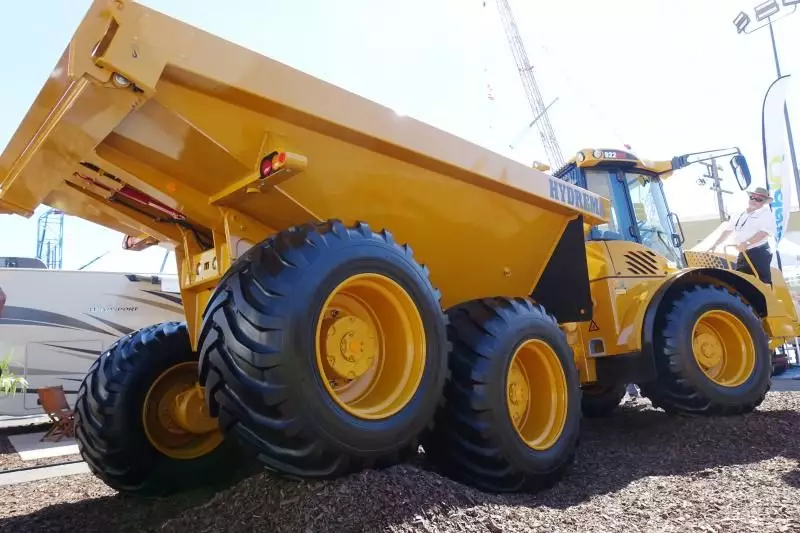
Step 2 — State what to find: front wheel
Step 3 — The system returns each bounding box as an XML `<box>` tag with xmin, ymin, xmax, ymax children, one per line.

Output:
<box><xmin>641</xmin><ymin>284</ymin><xmax>771</xmax><ymax>416</ymax></box>
<box><xmin>424</xmin><ymin>298</ymin><xmax>581</xmax><ymax>493</ymax></box>
<box><xmin>74</xmin><ymin>322</ymin><xmax>245</xmax><ymax>495</ymax></box>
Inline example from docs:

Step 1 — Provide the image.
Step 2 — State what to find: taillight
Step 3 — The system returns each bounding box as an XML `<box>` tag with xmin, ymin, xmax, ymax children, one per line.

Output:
<box><xmin>257</xmin><ymin>150</ymin><xmax>307</xmax><ymax>181</ymax></box>
<box><xmin>260</xmin><ymin>156</ymin><xmax>273</xmax><ymax>177</ymax></box>
<box><xmin>260</xmin><ymin>151</ymin><xmax>287</xmax><ymax>178</ymax></box>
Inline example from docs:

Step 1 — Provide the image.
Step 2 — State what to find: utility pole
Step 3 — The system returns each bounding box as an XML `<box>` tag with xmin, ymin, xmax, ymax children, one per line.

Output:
<box><xmin>698</xmin><ymin>158</ymin><xmax>732</xmax><ymax>222</ymax></box>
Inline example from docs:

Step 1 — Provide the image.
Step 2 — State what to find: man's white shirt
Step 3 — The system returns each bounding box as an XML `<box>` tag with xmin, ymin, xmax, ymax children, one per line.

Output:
<box><xmin>727</xmin><ymin>205</ymin><xmax>778</xmax><ymax>249</ymax></box>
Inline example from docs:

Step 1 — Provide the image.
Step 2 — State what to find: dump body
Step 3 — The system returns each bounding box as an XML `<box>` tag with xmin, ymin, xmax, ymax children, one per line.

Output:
<box><xmin>0</xmin><ymin>0</ymin><xmax>609</xmax><ymax>342</ymax></box>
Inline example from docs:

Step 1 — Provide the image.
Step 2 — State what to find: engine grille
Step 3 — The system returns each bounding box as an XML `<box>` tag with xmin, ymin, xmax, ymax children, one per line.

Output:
<box><xmin>623</xmin><ymin>250</ymin><xmax>661</xmax><ymax>276</ymax></box>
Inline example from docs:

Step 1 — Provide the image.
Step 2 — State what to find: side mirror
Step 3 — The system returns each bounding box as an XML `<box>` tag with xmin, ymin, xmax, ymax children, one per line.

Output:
<box><xmin>730</xmin><ymin>154</ymin><xmax>752</xmax><ymax>190</ymax></box>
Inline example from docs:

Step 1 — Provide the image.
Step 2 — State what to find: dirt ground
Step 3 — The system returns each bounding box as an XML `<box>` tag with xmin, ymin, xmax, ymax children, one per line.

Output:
<box><xmin>0</xmin><ymin>392</ymin><xmax>798</xmax><ymax>533</ymax></box>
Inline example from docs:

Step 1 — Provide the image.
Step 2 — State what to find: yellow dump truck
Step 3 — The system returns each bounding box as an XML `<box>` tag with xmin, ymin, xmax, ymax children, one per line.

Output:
<box><xmin>2</xmin><ymin>1</ymin><xmax>798</xmax><ymax>496</ymax></box>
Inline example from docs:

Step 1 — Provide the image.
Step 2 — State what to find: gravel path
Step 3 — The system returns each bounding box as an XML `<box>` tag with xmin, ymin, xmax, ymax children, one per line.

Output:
<box><xmin>0</xmin><ymin>392</ymin><xmax>798</xmax><ymax>533</ymax></box>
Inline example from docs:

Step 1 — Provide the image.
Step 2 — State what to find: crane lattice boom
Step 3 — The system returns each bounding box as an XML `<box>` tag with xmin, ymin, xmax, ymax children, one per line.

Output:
<box><xmin>495</xmin><ymin>0</ymin><xmax>564</xmax><ymax>168</ymax></box>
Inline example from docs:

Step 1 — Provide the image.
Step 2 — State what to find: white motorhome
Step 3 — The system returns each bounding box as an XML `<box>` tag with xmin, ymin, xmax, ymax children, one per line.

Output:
<box><xmin>0</xmin><ymin>257</ymin><xmax>184</xmax><ymax>418</ymax></box>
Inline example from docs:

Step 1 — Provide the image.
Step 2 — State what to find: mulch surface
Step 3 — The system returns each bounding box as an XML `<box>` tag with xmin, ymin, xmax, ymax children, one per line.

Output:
<box><xmin>1</xmin><ymin>392</ymin><xmax>798</xmax><ymax>533</ymax></box>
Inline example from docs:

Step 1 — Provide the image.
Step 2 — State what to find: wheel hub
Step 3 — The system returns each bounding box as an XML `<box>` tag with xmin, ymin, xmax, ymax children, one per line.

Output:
<box><xmin>690</xmin><ymin>310</ymin><xmax>756</xmax><ymax>388</ymax></box>
<box><xmin>323</xmin><ymin>315</ymin><xmax>377</xmax><ymax>380</ymax></box>
<box><xmin>507</xmin><ymin>362</ymin><xmax>529</xmax><ymax>423</ymax></box>
<box><xmin>693</xmin><ymin>331</ymin><xmax>723</xmax><ymax>368</ymax></box>
<box><xmin>314</xmin><ymin>273</ymin><xmax>427</xmax><ymax>420</ymax></box>
<box><xmin>143</xmin><ymin>361</ymin><xmax>223</xmax><ymax>460</ymax></box>
<box><xmin>506</xmin><ymin>339</ymin><xmax>568</xmax><ymax>451</ymax></box>
<box><xmin>171</xmin><ymin>385</ymin><xmax>219</xmax><ymax>434</ymax></box>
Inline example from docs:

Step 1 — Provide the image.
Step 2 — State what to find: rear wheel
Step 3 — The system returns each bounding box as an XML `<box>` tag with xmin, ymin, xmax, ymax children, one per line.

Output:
<box><xmin>581</xmin><ymin>383</ymin><xmax>626</xmax><ymax>417</ymax></box>
<box><xmin>641</xmin><ymin>284</ymin><xmax>771</xmax><ymax>415</ymax></box>
<box><xmin>425</xmin><ymin>298</ymin><xmax>581</xmax><ymax>493</ymax></box>
<box><xmin>74</xmin><ymin>322</ymin><xmax>244</xmax><ymax>495</ymax></box>
<box><xmin>198</xmin><ymin>220</ymin><xmax>448</xmax><ymax>479</ymax></box>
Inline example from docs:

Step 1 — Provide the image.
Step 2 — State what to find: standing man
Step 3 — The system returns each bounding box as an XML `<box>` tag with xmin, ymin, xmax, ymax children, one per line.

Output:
<box><xmin>708</xmin><ymin>186</ymin><xmax>778</xmax><ymax>285</ymax></box>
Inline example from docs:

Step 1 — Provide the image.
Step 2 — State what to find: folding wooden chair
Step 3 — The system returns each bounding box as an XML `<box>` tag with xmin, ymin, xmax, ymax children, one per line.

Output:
<box><xmin>38</xmin><ymin>386</ymin><xmax>75</xmax><ymax>442</ymax></box>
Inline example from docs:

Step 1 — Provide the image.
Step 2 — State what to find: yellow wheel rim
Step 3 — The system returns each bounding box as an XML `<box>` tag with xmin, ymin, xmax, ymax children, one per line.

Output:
<box><xmin>314</xmin><ymin>273</ymin><xmax>426</xmax><ymax>420</ymax></box>
<box><xmin>142</xmin><ymin>362</ymin><xmax>223</xmax><ymax>460</ymax></box>
<box><xmin>506</xmin><ymin>339</ymin><xmax>568</xmax><ymax>451</ymax></box>
<box><xmin>691</xmin><ymin>310</ymin><xmax>756</xmax><ymax>387</ymax></box>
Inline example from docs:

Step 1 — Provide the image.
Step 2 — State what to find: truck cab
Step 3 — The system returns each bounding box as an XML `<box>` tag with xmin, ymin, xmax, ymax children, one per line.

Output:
<box><xmin>553</xmin><ymin>148</ymin><xmax>686</xmax><ymax>267</ymax></box>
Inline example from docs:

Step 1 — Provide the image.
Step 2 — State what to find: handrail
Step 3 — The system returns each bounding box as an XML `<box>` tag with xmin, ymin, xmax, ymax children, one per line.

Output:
<box><xmin>723</xmin><ymin>244</ymin><xmax>760</xmax><ymax>284</ymax></box>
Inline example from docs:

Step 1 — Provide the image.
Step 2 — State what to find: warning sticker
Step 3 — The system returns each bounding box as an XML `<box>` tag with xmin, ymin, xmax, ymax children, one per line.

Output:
<box><xmin>588</xmin><ymin>320</ymin><xmax>599</xmax><ymax>332</ymax></box>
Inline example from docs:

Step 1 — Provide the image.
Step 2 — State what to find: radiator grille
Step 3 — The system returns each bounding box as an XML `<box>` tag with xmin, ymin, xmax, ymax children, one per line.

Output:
<box><xmin>623</xmin><ymin>250</ymin><xmax>661</xmax><ymax>275</ymax></box>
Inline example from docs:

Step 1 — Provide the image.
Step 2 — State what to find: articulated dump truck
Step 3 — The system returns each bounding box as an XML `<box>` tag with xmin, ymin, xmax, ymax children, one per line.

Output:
<box><xmin>2</xmin><ymin>0</ymin><xmax>799</xmax><ymax>496</ymax></box>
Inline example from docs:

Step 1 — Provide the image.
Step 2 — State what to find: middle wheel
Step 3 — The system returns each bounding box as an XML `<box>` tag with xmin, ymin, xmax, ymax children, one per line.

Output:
<box><xmin>198</xmin><ymin>220</ymin><xmax>449</xmax><ymax>479</ymax></box>
<box><xmin>425</xmin><ymin>297</ymin><xmax>582</xmax><ymax>493</ymax></box>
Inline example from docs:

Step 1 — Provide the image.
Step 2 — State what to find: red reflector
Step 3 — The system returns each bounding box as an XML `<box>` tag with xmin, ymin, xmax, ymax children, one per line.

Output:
<box><xmin>260</xmin><ymin>157</ymin><xmax>272</xmax><ymax>177</ymax></box>
<box><xmin>272</xmin><ymin>152</ymin><xmax>287</xmax><ymax>170</ymax></box>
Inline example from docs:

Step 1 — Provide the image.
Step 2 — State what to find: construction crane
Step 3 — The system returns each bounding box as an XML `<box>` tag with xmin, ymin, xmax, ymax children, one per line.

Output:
<box><xmin>36</xmin><ymin>208</ymin><xmax>64</xmax><ymax>269</ymax></box>
<box><xmin>491</xmin><ymin>0</ymin><xmax>565</xmax><ymax>169</ymax></box>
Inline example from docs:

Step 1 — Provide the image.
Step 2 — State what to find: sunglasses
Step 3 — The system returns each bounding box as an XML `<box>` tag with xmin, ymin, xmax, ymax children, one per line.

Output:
<box><xmin>749</xmin><ymin>195</ymin><xmax>766</xmax><ymax>203</ymax></box>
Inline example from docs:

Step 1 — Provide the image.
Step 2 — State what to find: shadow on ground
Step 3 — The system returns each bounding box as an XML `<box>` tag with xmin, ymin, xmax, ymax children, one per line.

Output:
<box><xmin>2</xmin><ymin>396</ymin><xmax>798</xmax><ymax>533</ymax></box>
<box><xmin>526</xmin><ymin>401</ymin><xmax>800</xmax><ymax>509</ymax></box>
<box><xmin>0</xmin><ymin>487</ymin><xmax>218</xmax><ymax>533</ymax></box>
<box><xmin>158</xmin><ymin>397</ymin><xmax>800</xmax><ymax>532</ymax></box>
<box><xmin>0</xmin><ymin>462</ymin><xmax>260</xmax><ymax>533</ymax></box>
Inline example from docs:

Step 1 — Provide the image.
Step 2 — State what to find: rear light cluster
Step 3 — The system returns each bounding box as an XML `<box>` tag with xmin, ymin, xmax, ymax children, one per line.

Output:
<box><xmin>260</xmin><ymin>151</ymin><xmax>288</xmax><ymax>178</ymax></box>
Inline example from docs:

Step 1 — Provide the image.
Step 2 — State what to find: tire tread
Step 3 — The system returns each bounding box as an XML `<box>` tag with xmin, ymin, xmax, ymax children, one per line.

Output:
<box><xmin>74</xmin><ymin>322</ymin><xmax>244</xmax><ymax>495</ymax></box>
<box><xmin>199</xmin><ymin>220</ymin><xmax>447</xmax><ymax>479</ymax></box>
<box><xmin>425</xmin><ymin>297</ymin><xmax>579</xmax><ymax>493</ymax></box>
<box><xmin>640</xmin><ymin>284</ymin><xmax>771</xmax><ymax>416</ymax></box>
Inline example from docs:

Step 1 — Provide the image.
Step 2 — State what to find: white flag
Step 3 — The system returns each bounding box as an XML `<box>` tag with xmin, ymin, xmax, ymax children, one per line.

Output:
<box><xmin>761</xmin><ymin>74</ymin><xmax>793</xmax><ymax>246</ymax></box>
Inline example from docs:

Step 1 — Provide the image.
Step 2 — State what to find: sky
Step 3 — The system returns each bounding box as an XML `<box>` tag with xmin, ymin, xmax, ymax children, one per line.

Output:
<box><xmin>0</xmin><ymin>0</ymin><xmax>799</xmax><ymax>272</ymax></box>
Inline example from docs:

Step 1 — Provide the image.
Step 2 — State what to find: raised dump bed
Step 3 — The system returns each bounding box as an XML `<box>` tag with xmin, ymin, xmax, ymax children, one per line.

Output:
<box><xmin>1</xmin><ymin>0</ymin><xmax>794</xmax><ymax>498</ymax></box>
<box><xmin>0</xmin><ymin>0</ymin><xmax>607</xmax><ymax>320</ymax></box>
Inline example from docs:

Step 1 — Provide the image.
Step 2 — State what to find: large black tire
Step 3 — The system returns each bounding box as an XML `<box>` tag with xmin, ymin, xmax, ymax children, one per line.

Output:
<box><xmin>424</xmin><ymin>297</ymin><xmax>581</xmax><ymax>493</ymax></box>
<box><xmin>640</xmin><ymin>284</ymin><xmax>771</xmax><ymax>416</ymax></box>
<box><xmin>198</xmin><ymin>220</ymin><xmax>449</xmax><ymax>479</ymax></box>
<box><xmin>74</xmin><ymin>322</ymin><xmax>244</xmax><ymax>495</ymax></box>
<box><xmin>581</xmin><ymin>383</ymin><xmax>626</xmax><ymax>417</ymax></box>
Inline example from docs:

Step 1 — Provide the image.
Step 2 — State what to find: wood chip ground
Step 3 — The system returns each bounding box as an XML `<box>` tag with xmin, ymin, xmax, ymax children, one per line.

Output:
<box><xmin>1</xmin><ymin>392</ymin><xmax>798</xmax><ymax>533</ymax></box>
